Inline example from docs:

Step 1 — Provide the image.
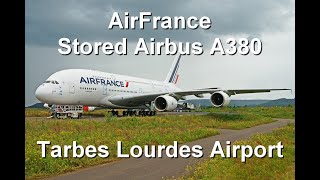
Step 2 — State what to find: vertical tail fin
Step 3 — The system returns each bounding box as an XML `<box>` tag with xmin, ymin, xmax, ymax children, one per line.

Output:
<box><xmin>164</xmin><ymin>53</ymin><xmax>181</xmax><ymax>84</ymax></box>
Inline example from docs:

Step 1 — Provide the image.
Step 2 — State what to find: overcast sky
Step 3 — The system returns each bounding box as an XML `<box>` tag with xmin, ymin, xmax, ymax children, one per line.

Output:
<box><xmin>25</xmin><ymin>0</ymin><xmax>295</xmax><ymax>106</ymax></box>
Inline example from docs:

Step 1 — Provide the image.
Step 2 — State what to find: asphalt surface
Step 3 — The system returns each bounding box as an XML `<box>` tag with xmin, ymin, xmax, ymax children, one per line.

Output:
<box><xmin>43</xmin><ymin>118</ymin><xmax>294</xmax><ymax>180</ymax></box>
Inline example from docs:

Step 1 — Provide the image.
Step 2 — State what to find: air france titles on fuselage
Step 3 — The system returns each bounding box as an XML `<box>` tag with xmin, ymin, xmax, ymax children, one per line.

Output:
<box><xmin>80</xmin><ymin>77</ymin><xmax>127</xmax><ymax>87</ymax></box>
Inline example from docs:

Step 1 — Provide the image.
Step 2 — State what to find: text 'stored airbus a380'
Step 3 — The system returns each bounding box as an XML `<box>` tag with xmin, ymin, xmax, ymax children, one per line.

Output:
<box><xmin>35</xmin><ymin>54</ymin><xmax>289</xmax><ymax>116</ymax></box>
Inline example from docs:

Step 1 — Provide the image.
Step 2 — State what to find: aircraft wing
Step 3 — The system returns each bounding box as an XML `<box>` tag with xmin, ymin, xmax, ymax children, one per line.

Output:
<box><xmin>107</xmin><ymin>88</ymin><xmax>222</xmax><ymax>106</ymax></box>
<box><xmin>170</xmin><ymin>88</ymin><xmax>291</xmax><ymax>97</ymax></box>
<box><xmin>107</xmin><ymin>93</ymin><xmax>168</xmax><ymax>106</ymax></box>
<box><xmin>223</xmin><ymin>89</ymin><xmax>291</xmax><ymax>95</ymax></box>
<box><xmin>107</xmin><ymin>88</ymin><xmax>290</xmax><ymax>106</ymax></box>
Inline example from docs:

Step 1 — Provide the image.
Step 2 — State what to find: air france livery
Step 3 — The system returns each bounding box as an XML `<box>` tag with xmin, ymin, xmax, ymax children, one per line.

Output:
<box><xmin>35</xmin><ymin>54</ymin><xmax>289</xmax><ymax>112</ymax></box>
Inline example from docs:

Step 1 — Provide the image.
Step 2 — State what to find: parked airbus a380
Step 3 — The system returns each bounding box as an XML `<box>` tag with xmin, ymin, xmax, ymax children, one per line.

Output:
<box><xmin>35</xmin><ymin>54</ymin><xmax>289</xmax><ymax>117</ymax></box>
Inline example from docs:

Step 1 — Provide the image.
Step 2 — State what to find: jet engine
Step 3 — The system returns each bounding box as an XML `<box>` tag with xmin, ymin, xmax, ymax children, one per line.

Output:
<box><xmin>210</xmin><ymin>91</ymin><xmax>231</xmax><ymax>107</ymax></box>
<box><xmin>43</xmin><ymin>103</ymin><xmax>52</xmax><ymax>108</ymax></box>
<box><xmin>154</xmin><ymin>95</ymin><xmax>178</xmax><ymax>111</ymax></box>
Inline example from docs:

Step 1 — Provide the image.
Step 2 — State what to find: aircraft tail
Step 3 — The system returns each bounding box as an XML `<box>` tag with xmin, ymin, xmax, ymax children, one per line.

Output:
<box><xmin>164</xmin><ymin>53</ymin><xmax>181</xmax><ymax>84</ymax></box>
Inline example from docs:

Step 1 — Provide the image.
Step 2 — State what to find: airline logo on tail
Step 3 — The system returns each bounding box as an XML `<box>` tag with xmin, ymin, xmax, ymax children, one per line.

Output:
<box><xmin>165</xmin><ymin>53</ymin><xmax>181</xmax><ymax>84</ymax></box>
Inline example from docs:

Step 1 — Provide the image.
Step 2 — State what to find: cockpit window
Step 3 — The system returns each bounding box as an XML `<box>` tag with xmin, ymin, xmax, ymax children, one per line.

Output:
<box><xmin>44</xmin><ymin>80</ymin><xmax>59</xmax><ymax>84</ymax></box>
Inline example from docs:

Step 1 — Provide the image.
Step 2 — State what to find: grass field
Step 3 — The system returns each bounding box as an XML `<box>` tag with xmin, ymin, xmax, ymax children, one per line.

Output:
<box><xmin>25</xmin><ymin>108</ymin><xmax>114</xmax><ymax>117</ymax></box>
<box><xmin>25</xmin><ymin>108</ymin><xmax>51</xmax><ymax>117</ymax></box>
<box><xmin>25</xmin><ymin>106</ymin><xmax>294</xmax><ymax>179</ymax></box>
<box><xmin>180</xmin><ymin>123</ymin><xmax>295</xmax><ymax>179</ymax></box>
<box><xmin>25</xmin><ymin>106</ymin><xmax>295</xmax><ymax>119</ymax></box>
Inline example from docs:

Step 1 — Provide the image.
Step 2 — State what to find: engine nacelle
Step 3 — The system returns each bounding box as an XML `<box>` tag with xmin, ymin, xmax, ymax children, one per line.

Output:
<box><xmin>43</xmin><ymin>103</ymin><xmax>52</xmax><ymax>109</ymax></box>
<box><xmin>210</xmin><ymin>91</ymin><xmax>231</xmax><ymax>107</ymax></box>
<box><xmin>154</xmin><ymin>95</ymin><xmax>178</xmax><ymax>111</ymax></box>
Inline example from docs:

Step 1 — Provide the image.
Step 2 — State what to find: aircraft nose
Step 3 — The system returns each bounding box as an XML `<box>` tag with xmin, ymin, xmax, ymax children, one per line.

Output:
<box><xmin>35</xmin><ymin>84</ymin><xmax>49</xmax><ymax>102</ymax></box>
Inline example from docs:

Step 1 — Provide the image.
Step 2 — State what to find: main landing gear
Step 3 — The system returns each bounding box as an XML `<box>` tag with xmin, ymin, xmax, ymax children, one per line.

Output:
<box><xmin>110</xmin><ymin>109</ymin><xmax>157</xmax><ymax>117</ymax></box>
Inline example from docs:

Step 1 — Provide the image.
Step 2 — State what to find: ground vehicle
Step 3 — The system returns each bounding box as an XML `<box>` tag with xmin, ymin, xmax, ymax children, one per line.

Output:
<box><xmin>175</xmin><ymin>102</ymin><xmax>195</xmax><ymax>112</ymax></box>
<box><xmin>45</xmin><ymin>104</ymin><xmax>95</xmax><ymax>119</ymax></box>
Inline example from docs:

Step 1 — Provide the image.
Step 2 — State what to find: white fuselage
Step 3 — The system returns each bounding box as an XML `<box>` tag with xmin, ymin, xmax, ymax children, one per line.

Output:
<box><xmin>35</xmin><ymin>69</ymin><xmax>181</xmax><ymax>109</ymax></box>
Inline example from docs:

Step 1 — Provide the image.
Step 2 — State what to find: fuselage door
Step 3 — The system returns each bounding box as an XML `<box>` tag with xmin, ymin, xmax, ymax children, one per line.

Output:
<box><xmin>150</xmin><ymin>81</ymin><xmax>155</xmax><ymax>92</ymax></box>
<box><xmin>103</xmin><ymin>85</ymin><xmax>108</xmax><ymax>95</ymax></box>
<box><xmin>165</xmin><ymin>85</ymin><xmax>169</xmax><ymax>93</ymax></box>
<box><xmin>69</xmin><ymin>83</ymin><xmax>75</xmax><ymax>94</ymax></box>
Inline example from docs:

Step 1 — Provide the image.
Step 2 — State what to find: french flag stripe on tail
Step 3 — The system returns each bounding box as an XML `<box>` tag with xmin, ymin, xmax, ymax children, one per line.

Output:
<box><xmin>164</xmin><ymin>53</ymin><xmax>182</xmax><ymax>84</ymax></box>
<box><xmin>169</xmin><ymin>59</ymin><xmax>180</xmax><ymax>83</ymax></box>
<box><xmin>174</xmin><ymin>74</ymin><xmax>179</xmax><ymax>84</ymax></box>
